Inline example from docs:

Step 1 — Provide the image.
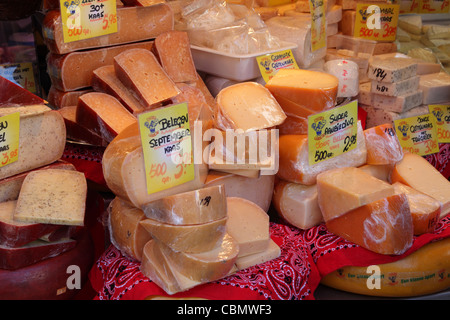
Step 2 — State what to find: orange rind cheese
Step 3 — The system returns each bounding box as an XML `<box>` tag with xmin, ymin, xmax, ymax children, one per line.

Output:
<box><xmin>363</xmin><ymin>123</ymin><xmax>404</xmax><ymax>165</ymax></box>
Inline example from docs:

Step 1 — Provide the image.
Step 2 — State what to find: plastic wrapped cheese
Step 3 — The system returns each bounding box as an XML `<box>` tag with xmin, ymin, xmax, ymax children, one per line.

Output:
<box><xmin>324</xmin><ymin>59</ymin><xmax>359</xmax><ymax>98</ymax></box>
<box><xmin>363</xmin><ymin>123</ymin><xmax>404</xmax><ymax>165</ymax></box>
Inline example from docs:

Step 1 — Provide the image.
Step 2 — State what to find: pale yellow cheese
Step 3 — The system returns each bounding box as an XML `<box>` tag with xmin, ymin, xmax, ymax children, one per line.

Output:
<box><xmin>235</xmin><ymin>239</ymin><xmax>281</xmax><ymax>271</ymax></box>
<box><xmin>357</xmin><ymin>164</ymin><xmax>393</xmax><ymax>182</ymax></box>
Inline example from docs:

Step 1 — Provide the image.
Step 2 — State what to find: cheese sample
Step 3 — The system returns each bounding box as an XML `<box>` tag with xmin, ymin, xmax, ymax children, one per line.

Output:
<box><xmin>46</xmin><ymin>41</ymin><xmax>154</xmax><ymax>92</ymax></box>
<box><xmin>272</xmin><ymin>180</ymin><xmax>323</xmax><ymax>230</ymax></box>
<box><xmin>324</xmin><ymin>59</ymin><xmax>359</xmax><ymax>98</ymax></box>
<box><xmin>316</xmin><ymin>166</ymin><xmax>396</xmax><ymax>222</ymax></box>
<box><xmin>226</xmin><ymin>197</ymin><xmax>270</xmax><ymax>257</ymax></box>
<box><xmin>326</xmin><ymin>194</ymin><xmax>413</xmax><ymax>255</ymax></box>
<box><xmin>368</xmin><ymin>58</ymin><xmax>418</xmax><ymax>83</ymax></box>
<box><xmin>113</xmin><ymin>48</ymin><xmax>180</xmax><ymax>108</ymax></box>
<box><xmin>392</xmin><ymin>182</ymin><xmax>441</xmax><ymax>235</ymax></box>
<box><xmin>419</xmin><ymin>72</ymin><xmax>450</xmax><ymax>105</ymax></box>
<box><xmin>204</xmin><ymin>170</ymin><xmax>275</xmax><ymax>212</ymax></box>
<box><xmin>357</xmin><ymin>164</ymin><xmax>393</xmax><ymax>182</ymax></box>
<box><xmin>371</xmin><ymin>76</ymin><xmax>420</xmax><ymax>97</ymax></box>
<box><xmin>363</xmin><ymin>123</ymin><xmax>404</xmax><ymax>165</ymax></box>
<box><xmin>141</xmin><ymin>185</ymin><xmax>227</xmax><ymax>225</ymax></box>
<box><xmin>214</xmin><ymin>82</ymin><xmax>286</xmax><ymax>132</ymax></box>
<box><xmin>140</xmin><ymin>216</ymin><xmax>227</xmax><ymax>253</ymax></box>
<box><xmin>391</xmin><ymin>152</ymin><xmax>450</xmax><ymax>218</ymax></box>
<box><xmin>76</xmin><ymin>92</ymin><xmax>137</xmax><ymax>143</ymax></box>
<box><xmin>47</xmin><ymin>87</ymin><xmax>93</xmax><ymax>108</ymax></box>
<box><xmin>108</xmin><ymin>197</ymin><xmax>152</xmax><ymax>261</ymax></box>
<box><xmin>235</xmin><ymin>239</ymin><xmax>281</xmax><ymax>271</ymax></box>
<box><xmin>14</xmin><ymin>169</ymin><xmax>87</xmax><ymax>226</ymax></box>
<box><xmin>0</xmin><ymin>106</ymin><xmax>66</xmax><ymax>180</ymax></box>
<box><xmin>91</xmin><ymin>65</ymin><xmax>145</xmax><ymax>114</ymax></box>
<box><xmin>152</xmin><ymin>30</ymin><xmax>198</xmax><ymax>83</ymax></box>
<box><xmin>265</xmin><ymin>68</ymin><xmax>339</xmax><ymax>113</ymax></box>
<box><xmin>277</xmin><ymin>121</ymin><xmax>367</xmax><ymax>185</ymax></box>
<box><xmin>42</xmin><ymin>4</ymin><xmax>173</xmax><ymax>54</ymax></box>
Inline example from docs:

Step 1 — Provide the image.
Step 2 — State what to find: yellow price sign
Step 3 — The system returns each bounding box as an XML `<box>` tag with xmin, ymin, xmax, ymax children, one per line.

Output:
<box><xmin>309</xmin><ymin>0</ymin><xmax>327</xmax><ymax>51</ymax></box>
<box><xmin>256</xmin><ymin>49</ymin><xmax>299</xmax><ymax>83</ymax></box>
<box><xmin>308</xmin><ymin>100</ymin><xmax>358</xmax><ymax>165</ymax></box>
<box><xmin>429</xmin><ymin>104</ymin><xmax>450</xmax><ymax>143</ymax></box>
<box><xmin>354</xmin><ymin>3</ymin><xmax>400</xmax><ymax>42</ymax></box>
<box><xmin>0</xmin><ymin>112</ymin><xmax>20</xmax><ymax>168</ymax></box>
<box><xmin>138</xmin><ymin>103</ymin><xmax>195</xmax><ymax>195</ymax></box>
<box><xmin>0</xmin><ymin>62</ymin><xmax>37</xmax><ymax>94</ymax></box>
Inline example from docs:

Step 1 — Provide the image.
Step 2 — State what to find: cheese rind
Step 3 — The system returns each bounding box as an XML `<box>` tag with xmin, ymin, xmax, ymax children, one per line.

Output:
<box><xmin>363</xmin><ymin>123</ymin><xmax>404</xmax><ymax>165</ymax></box>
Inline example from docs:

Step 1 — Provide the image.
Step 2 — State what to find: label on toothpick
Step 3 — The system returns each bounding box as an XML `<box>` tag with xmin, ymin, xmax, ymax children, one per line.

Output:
<box><xmin>0</xmin><ymin>112</ymin><xmax>20</xmax><ymax>168</ymax></box>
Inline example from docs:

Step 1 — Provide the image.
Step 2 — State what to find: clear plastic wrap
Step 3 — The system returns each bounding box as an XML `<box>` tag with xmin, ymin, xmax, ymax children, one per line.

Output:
<box><xmin>363</xmin><ymin>123</ymin><xmax>404</xmax><ymax>166</ymax></box>
<box><xmin>324</xmin><ymin>59</ymin><xmax>359</xmax><ymax>98</ymax></box>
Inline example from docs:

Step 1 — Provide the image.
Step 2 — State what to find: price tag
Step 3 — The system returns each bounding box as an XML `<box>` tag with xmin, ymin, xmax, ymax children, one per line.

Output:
<box><xmin>309</xmin><ymin>0</ymin><xmax>327</xmax><ymax>51</ymax></box>
<box><xmin>0</xmin><ymin>62</ymin><xmax>37</xmax><ymax>94</ymax></box>
<box><xmin>59</xmin><ymin>0</ymin><xmax>117</xmax><ymax>43</ymax></box>
<box><xmin>354</xmin><ymin>3</ymin><xmax>399</xmax><ymax>42</ymax></box>
<box><xmin>419</xmin><ymin>0</ymin><xmax>449</xmax><ymax>13</ymax></box>
<box><xmin>0</xmin><ymin>112</ymin><xmax>20</xmax><ymax>168</ymax></box>
<box><xmin>138</xmin><ymin>103</ymin><xmax>195</xmax><ymax>195</ymax></box>
<box><xmin>394</xmin><ymin>113</ymin><xmax>439</xmax><ymax>156</ymax></box>
<box><xmin>398</xmin><ymin>0</ymin><xmax>419</xmax><ymax>13</ymax></box>
<box><xmin>308</xmin><ymin>100</ymin><xmax>358</xmax><ymax>165</ymax></box>
<box><xmin>429</xmin><ymin>105</ymin><xmax>450</xmax><ymax>143</ymax></box>
<box><xmin>256</xmin><ymin>49</ymin><xmax>299</xmax><ymax>83</ymax></box>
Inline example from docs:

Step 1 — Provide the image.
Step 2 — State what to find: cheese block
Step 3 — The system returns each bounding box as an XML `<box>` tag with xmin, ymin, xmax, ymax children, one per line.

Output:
<box><xmin>371</xmin><ymin>76</ymin><xmax>420</xmax><ymax>97</ymax></box>
<box><xmin>368</xmin><ymin>58</ymin><xmax>418</xmax><ymax>83</ymax></box>
<box><xmin>46</xmin><ymin>41</ymin><xmax>154</xmax><ymax>92</ymax></box>
<box><xmin>271</xmin><ymin>92</ymin><xmax>316</xmax><ymax>119</ymax></box>
<box><xmin>140</xmin><ymin>216</ymin><xmax>227</xmax><ymax>254</ymax></box>
<box><xmin>324</xmin><ymin>59</ymin><xmax>359</xmax><ymax>98</ymax></box>
<box><xmin>158</xmin><ymin>233</ymin><xmax>239</xmax><ymax>283</ymax></box>
<box><xmin>325</xmin><ymin>194</ymin><xmax>414</xmax><ymax>255</ymax></box>
<box><xmin>58</xmin><ymin>106</ymin><xmax>108</xmax><ymax>147</ymax></box>
<box><xmin>277</xmin><ymin>121</ymin><xmax>367</xmax><ymax>185</ymax></box>
<box><xmin>40</xmin><ymin>225</ymin><xmax>78</xmax><ymax>243</ymax></box>
<box><xmin>357</xmin><ymin>164</ymin><xmax>393</xmax><ymax>182</ymax></box>
<box><xmin>392</xmin><ymin>182</ymin><xmax>441</xmax><ymax>235</ymax></box>
<box><xmin>102</xmin><ymin>116</ymin><xmax>208</xmax><ymax>209</ymax></box>
<box><xmin>76</xmin><ymin>92</ymin><xmax>137</xmax><ymax>143</ymax></box>
<box><xmin>361</xmin><ymin>104</ymin><xmax>429</xmax><ymax>129</ymax></box>
<box><xmin>172</xmin><ymin>82</ymin><xmax>211</xmax><ymax>115</ymax></box>
<box><xmin>113</xmin><ymin>48</ymin><xmax>181</xmax><ymax>108</ymax></box>
<box><xmin>226</xmin><ymin>197</ymin><xmax>270</xmax><ymax>257</ymax></box>
<box><xmin>152</xmin><ymin>30</ymin><xmax>198</xmax><ymax>83</ymax></box>
<box><xmin>391</xmin><ymin>152</ymin><xmax>450</xmax><ymax>218</ymax></box>
<box><xmin>14</xmin><ymin>169</ymin><xmax>87</xmax><ymax>226</ymax></box>
<box><xmin>317</xmin><ymin>166</ymin><xmax>396</xmax><ymax>222</ymax></box>
<box><xmin>235</xmin><ymin>239</ymin><xmax>281</xmax><ymax>271</ymax></box>
<box><xmin>0</xmin><ymin>160</ymin><xmax>76</xmax><ymax>203</ymax></box>
<box><xmin>214</xmin><ymin>82</ymin><xmax>286</xmax><ymax>132</ymax></box>
<box><xmin>277</xmin><ymin>112</ymin><xmax>309</xmax><ymax>135</ymax></box>
<box><xmin>204</xmin><ymin>170</ymin><xmax>275</xmax><ymax>212</ymax></box>
<box><xmin>0</xmin><ymin>201</ymin><xmax>61</xmax><ymax>248</ymax></box>
<box><xmin>47</xmin><ymin>87</ymin><xmax>93</xmax><ymax>108</ymax></box>
<box><xmin>0</xmin><ymin>238</ymin><xmax>76</xmax><ymax>271</ymax></box>
<box><xmin>419</xmin><ymin>72</ymin><xmax>450</xmax><ymax>105</ymax></box>
<box><xmin>0</xmin><ymin>106</ymin><xmax>66</xmax><ymax>180</ymax></box>
<box><xmin>108</xmin><ymin>197</ymin><xmax>152</xmax><ymax>261</ymax></box>
<box><xmin>42</xmin><ymin>4</ymin><xmax>173</xmax><ymax>54</ymax></box>
<box><xmin>91</xmin><ymin>65</ymin><xmax>146</xmax><ymax>114</ymax></box>
<box><xmin>338</xmin><ymin>9</ymin><xmax>355</xmax><ymax>36</ymax></box>
<box><xmin>363</xmin><ymin>123</ymin><xmax>404</xmax><ymax>165</ymax></box>
<box><xmin>265</xmin><ymin>68</ymin><xmax>339</xmax><ymax>113</ymax></box>
<box><xmin>141</xmin><ymin>185</ymin><xmax>227</xmax><ymax>225</ymax></box>
<box><xmin>398</xmin><ymin>14</ymin><xmax>422</xmax><ymax>36</ymax></box>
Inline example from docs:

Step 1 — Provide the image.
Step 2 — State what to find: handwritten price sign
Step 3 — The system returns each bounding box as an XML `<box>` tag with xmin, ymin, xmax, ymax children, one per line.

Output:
<box><xmin>60</xmin><ymin>0</ymin><xmax>117</xmax><ymax>43</ymax></box>
<box><xmin>0</xmin><ymin>112</ymin><xmax>20</xmax><ymax>168</ymax></box>
<box><xmin>354</xmin><ymin>3</ymin><xmax>400</xmax><ymax>42</ymax></box>
<box><xmin>429</xmin><ymin>105</ymin><xmax>450</xmax><ymax>143</ymax></box>
<box><xmin>138</xmin><ymin>103</ymin><xmax>195</xmax><ymax>195</ymax></box>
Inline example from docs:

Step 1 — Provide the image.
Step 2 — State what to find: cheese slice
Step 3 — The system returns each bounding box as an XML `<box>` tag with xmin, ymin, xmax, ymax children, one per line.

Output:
<box><xmin>391</xmin><ymin>152</ymin><xmax>450</xmax><ymax>218</ymax></box>
<box><xmin>317</xmin><ymin>166</ymin><xmax>396</xmax><ymax>222</ymax></box>
<box><xmin>363</xmin><ymin>123</ymin><xmax>404</xmax><ymax>165</ymax></box>
<box><xmin>226</xmin><ymin>197</ymin><xmax>270</xmax><ymax>257</ymax></box>
<box><xmin>392</xmin><ymin>182</ymin><xmax>441</xmax><ymax>235</ymax></box>
<box><xmin>108</xmin><ymin>197</ymin><xmax>152</xmax><ymax>261</ymax></box>
<box><xmin>14</xmin><ymin>169</ymin><xmax>87</xmax><ymax>226</ymax></box>
<box><xmin>214</xmin><ymin>82</ymin><xmax>286</xmax><ymax>132</ymax></box>
<box><xmin>235</xmin><ymin>239</ymin><xmax>281</xmax><ymax>271</ymax></box>
<box><xmin>272</xmin><ymin>180</ymin><xmax>324</xmax><ymax>230</ymax></box>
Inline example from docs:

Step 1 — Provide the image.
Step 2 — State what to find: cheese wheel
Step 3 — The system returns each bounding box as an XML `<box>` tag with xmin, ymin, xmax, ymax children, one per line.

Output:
<box><xmin>317</xmin><ymin>167</ymin><xmax>396</xmax><ymax>222</ymax></box>
<box><xmin>272</xmin><ymin>180</ymin><xmax>324</xmax><ymax>230</ymax></box>
<box><xmin>226</xmin><ymin>197</ymin><xmax>270</xmax><ymax>257</ymax></box>
<box><xmin>265</xmin><ymin>68</ymin><xmax>338</xmax><ymax>113</ymax></box>
<box><xmin>391</xmin><ymin>152</ymin><xmax>450</xmax><ymax>219</ymax></box>
<box><xmin>214</xmin><ymin>82</ymin><xmax>286</xmax><ymax>132</ymax></box>
<box><xmin>321</xmin><ymin>237</ymin><xmax>450</xmax><ymax>297</ymax></box>
<box><xmin>324</xmin><ymin>59</ymin><xmax>359</xmax><ymax>98</ymax></box>
<box><xmin>108</xmin><ymin>197</ymin><xmax>152</xmax><ymax>261</ymax></box>
<box><xmin>363</xmin><ymin>123</ymin><xmax>404</xmax><ymax>165</ymax></box>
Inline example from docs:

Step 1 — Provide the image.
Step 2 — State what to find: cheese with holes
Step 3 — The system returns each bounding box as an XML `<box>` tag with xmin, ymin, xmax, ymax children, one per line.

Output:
<box><xmin>214</xmin><ymin>82</ymin><xmax>286</xmax><ymax>132</ymax></box>
<box><xmin>265</xmin><ymin>68</ymin><xmax>338</xmax><ymax>113</ymax></box>
<box><xmin>277</xmin><ymin>121</ymin><xmax>366</xmax><ymax>185</ymax></box>
<box><xmin>363</xmin><ymin>123</ymin><xmax>404</xmax><ymax>165</ymax></box>
<box><xmin>419</xmin><ymin>72</ymin><xmax>450</xmax><ymax>105</ymax></box>
<box><xmin>391</xmin><ymin>152</ymin><xmax>450</xmax><ymax>218</ymax></box>
<box><xmin>317</xmin><ymin>166</ymin><xmax>396</xmax><ymax>222</ymax></box>
<box><xmin>0</xmin><ymin>105</ymin><xmax>66</xmax><ymax>180</ymax></box>
<box><xmin>235</xmin><ymin>239</ymin><xmax>281</xmax><ymax>270</ymax></box>
<box><xmin>77</xmin><ymin>92</ymin><xmax>137</xmax><ymax>143</ymax></box>
<box><xmin>371</xmin><ymin>76</ymin><xmax>420</xmax><ymax>97</ymax></box>
<box><xmin>326</xmin><ymin>194</ymin><xmax>413</xmax><ymax>255</ymax></box>
<box><xmin>14</xmin><ymin>169</ymin><xmax>87</xmax><ymax>226</ymax></box>
<box><xmin>141</xmin><ymin>185</ymin><xmax>227</xmax><ymax>225</ymax></box>
<box><xmin>114</xmin><ymin>48</ymin><xmax>180</xmax><ymax>108</ymax></box>
<box><xmin>392</xmin><ymin>182</ymin><xmax>440</xmax><ymax>235</ymax></box>
<box><xmin>108</xmin><ymin>197</ymin><xmax>152</xmax><ymax>261</ymax></box>
<box><xmin>226</xmin><ymin>197</ymin><xmax>270</xmax><ymax>257</ymax></box>
<box><xmin>272</xmin><ymin>180</ymin><xmax>323</xmax><ymax>229</ymax></box>
<box><xmin>368</xmin><ymin>58</ymin><xmax>418</xmax><ymax>83</ymax></box>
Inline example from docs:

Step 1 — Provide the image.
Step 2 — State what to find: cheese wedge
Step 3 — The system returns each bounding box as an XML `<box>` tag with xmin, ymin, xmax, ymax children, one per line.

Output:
<box><xmin>363</xmin><ymin>123</ymin><xmax>404</xmax><ymax>165</ymax></box>
<box><xmin>357</xmin><ymin>164</ymin><xmax>393</xmax><ymax>182</ymax></box>
<box><xmin>391</xmin><ymin>152</ymin><xmax>450</xmax><ymax>218</ymax></box>
<box><xmin>316</xmin><ymin>167</ymin><xmax>396</xmax><ymax>222</ymax></box>
<box><xmin>235</xmin><ymin>239</ymin><xmax>281</xmax><ymax>271</ymax></box>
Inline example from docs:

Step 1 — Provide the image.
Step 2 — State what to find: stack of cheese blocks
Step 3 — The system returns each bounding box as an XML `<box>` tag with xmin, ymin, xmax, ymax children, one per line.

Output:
<box><xmin>0</xmin><ymin>104</ymin><xmax>87</xmax><ymax>272</ymax></box>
